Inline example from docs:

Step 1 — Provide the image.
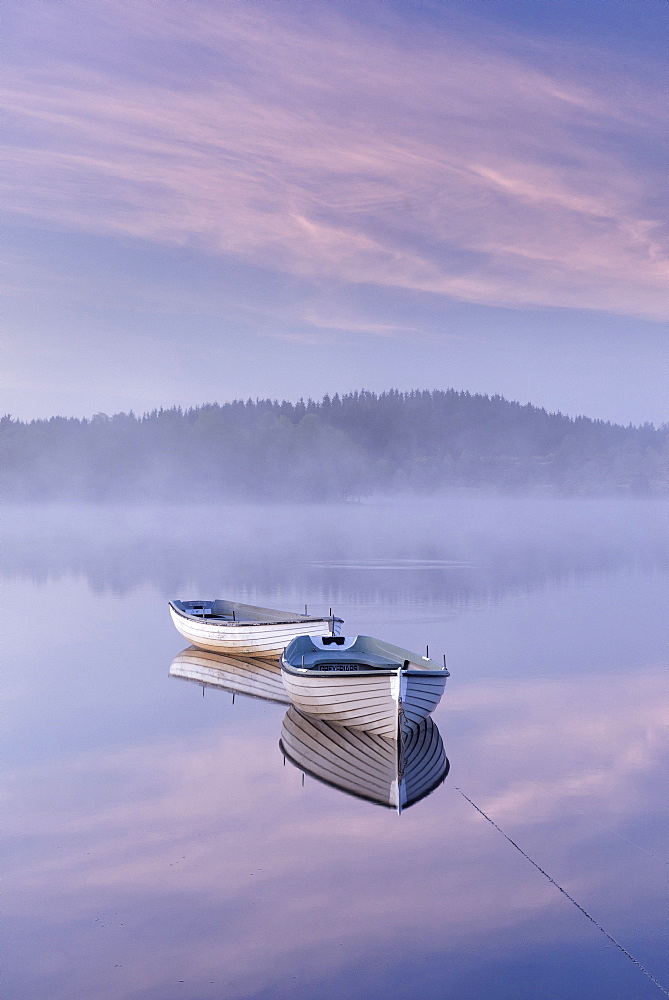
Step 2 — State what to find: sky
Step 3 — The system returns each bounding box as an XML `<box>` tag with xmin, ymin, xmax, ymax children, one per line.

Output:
<box><xmin>3</xmin><ymin>0</ymin><xmax>667</xmax><ymax>425</ymax></box>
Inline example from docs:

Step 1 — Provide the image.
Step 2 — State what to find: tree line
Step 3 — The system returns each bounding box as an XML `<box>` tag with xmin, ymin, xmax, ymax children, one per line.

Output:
<box><xmin>2</xmin><ymin>389</ymin><xmax>666</xmax><ymax>500</ymax></box>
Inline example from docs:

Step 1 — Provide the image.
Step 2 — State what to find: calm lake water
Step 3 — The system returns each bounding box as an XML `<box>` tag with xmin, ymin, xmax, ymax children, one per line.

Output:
<box><xmin>3</xmin><ymin>497</ymin><xmax>666</xmax><ymax>1000</ymax></box>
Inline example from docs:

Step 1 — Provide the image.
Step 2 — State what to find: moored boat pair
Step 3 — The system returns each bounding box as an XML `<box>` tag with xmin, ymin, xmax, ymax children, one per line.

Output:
<box><xmin>169</xmin><ymin>598</ymin><xmax>449</xmax><ymax>739</ymax></box>
<box><xmin>170</xmin><ymin>646</ymin><xmax>449</xmax><ymax>811</ymax></box>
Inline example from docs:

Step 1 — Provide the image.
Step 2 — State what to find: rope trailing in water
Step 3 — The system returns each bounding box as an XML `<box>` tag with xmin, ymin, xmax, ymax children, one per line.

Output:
<box><xmin>454</xmin><ymin>786</ymin><xmax>669</xmax><ymax>997</ymax></box>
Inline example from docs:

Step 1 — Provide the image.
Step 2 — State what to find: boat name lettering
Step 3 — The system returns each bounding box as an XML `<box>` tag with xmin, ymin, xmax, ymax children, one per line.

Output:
<box><xmin>318</xmin><ymin>664</ymin><xmax>361</xmax><ymax>672</ymax></box>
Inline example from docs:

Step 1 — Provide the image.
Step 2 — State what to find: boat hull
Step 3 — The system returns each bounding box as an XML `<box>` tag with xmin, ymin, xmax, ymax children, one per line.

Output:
<box><xmin>169</xmin><ymin>603</ymin><xmax>342</xmax><ymax>657</ymax></box>
<box><xmin>281</xmin><ymin>667</ymin><xmax>400</xmax><ymax>737</ymax></box>
<box><xmin>400</xmin><ymin>672</ymin><xmax>448</xmax><ymax>729</ymax></box>
<box><xmin>280</xmin><ymin>634</ymin><xmax>448</xmax><ymax>737</ymax></box>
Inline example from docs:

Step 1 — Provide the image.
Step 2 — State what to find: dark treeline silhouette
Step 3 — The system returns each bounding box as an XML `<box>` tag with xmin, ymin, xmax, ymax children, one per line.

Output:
<box><xmin>2</xmin><ymin>389</ymin><xmax>666</xmax><ymax>500</ymax></box>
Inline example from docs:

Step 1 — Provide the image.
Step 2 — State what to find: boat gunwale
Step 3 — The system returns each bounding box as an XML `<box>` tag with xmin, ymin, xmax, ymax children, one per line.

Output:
<box><xmin>281</xmin><ymin>658</ymin><xmax>448</xmax><ymax>679</ymax></box>
<box><xmin>169</xmin><ymin>601</ymin><xmax>343</xmax><ymax>629</ymax></box>
<box><xmin>281</xmin><ymin>634</ymin><xmax>449</xmax><ymax>677</ymax></box>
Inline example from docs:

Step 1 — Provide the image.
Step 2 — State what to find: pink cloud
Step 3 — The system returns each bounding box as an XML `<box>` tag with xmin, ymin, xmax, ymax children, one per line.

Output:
<box><xmin>3</xmin><ymin>1</ymin><xmax>665</xmax><ymax>319</ymax></box>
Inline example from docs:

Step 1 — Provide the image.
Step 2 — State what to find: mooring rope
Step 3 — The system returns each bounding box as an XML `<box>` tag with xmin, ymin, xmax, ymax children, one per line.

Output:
<box><xmin>396</xmin><ymin>698</ymin><xmax>407</xmax><ymax>781</ymax></box>
<box><xmin>454</xmin><ymin>786</ymin><xmax>669</xmax><ymax>997</ymax></box>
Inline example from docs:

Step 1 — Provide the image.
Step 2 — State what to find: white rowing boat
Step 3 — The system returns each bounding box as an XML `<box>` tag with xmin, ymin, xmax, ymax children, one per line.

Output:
<box><xmin>169</xmin><ymin>646</ymin><xmax>290</xmax><ymax>704</ymax></box>
<box><xmin>280</xmin><ymin>634</ymin><xmax>448</xmax><ymax>738</ymax></box>
<box><xmin>280</xmin><ymin>707</ymin><xmax>449</xmax><ymax>811</ymax></box>
<box><xmin>169</xmin><ymin>599</ymin><xmax>343</xmax><ymax>657</ymax></box>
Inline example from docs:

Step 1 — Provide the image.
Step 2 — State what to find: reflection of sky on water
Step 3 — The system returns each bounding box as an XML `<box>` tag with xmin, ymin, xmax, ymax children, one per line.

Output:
<box><xmin>3</xmin><ymin>499</ymin><xmax>666</xmax><ymax>999</ymax></box>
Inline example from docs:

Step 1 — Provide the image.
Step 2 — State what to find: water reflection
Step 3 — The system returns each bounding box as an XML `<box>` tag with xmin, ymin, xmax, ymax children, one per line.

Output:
<box><xmin>4</xmin><ymin>499</ymin><xmax>666</xmax><ymax>1000</ymax></box>
<box><xmin>169</xmin><ymin>647</ymin><xmax>450</xmax><ymax>812</ymax></box>
<box><xmin>170</xmin><ymin>646</ymin><xmax>290</xmax><ymax>704</ymax></box>
<box><xmin>280</xmin><ymin>707</ymin><xmax>449</xmax><ymax>811</ymax></box>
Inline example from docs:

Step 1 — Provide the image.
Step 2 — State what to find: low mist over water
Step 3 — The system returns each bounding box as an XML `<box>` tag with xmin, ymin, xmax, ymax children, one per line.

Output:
<box><xmin>4</xmin><ymin>494</ymin><xmax>664</xmax><ymax>603</ymax></box>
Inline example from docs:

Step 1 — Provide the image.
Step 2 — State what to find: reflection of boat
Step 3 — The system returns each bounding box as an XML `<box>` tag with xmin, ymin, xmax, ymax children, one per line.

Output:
<box><xmin>280</xmin><ymin>635</ymin><xmax>448</xmax><ymax>737</ymax></box>
<box><xmin>280</xmin><ymin>707</ymin><xmax>449</xmax><ymax>811</ymax></box>
<box><xmin>168</xmin><ymin>599</ymin><xmax>343</xmax><ymax>657</ymax></box>
<box><xmin>169</xmin><ymin>646</ymin><xmax>290</xmax><ymax>704</ymax></box>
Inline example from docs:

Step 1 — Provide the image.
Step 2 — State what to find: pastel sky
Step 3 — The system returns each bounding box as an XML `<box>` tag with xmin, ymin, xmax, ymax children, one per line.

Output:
<box><xmin>4</xmin><ymin>0</ymin><xmax>667</xmax><ymax>423</ymax></box>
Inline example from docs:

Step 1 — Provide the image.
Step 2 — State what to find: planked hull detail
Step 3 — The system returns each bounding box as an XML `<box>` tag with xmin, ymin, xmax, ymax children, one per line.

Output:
<box><xmin>281</xmin><ymin>669</ymin><xmax>399</xmax><ymax>737</ymax></box>
<box><xmin>401</xmin><ymin>673</ymin><xmax>448</xmax><ymax>729</ymax></box>
<box><xmin>169</xmin><ymin>600</ymin><xmax>342</xmax><ymax>657</ymax></box>
<box><xmin>281</xmin><ymin>634</ymin><xmax>448</xmax><ymax>737</ymax></box>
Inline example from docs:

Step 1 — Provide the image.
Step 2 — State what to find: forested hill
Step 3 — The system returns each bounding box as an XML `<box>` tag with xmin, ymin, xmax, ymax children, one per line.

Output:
<box><xmin>2</xmin><ymin>390</ymin><xmax>666</xmax><ymax>500</ymax></box>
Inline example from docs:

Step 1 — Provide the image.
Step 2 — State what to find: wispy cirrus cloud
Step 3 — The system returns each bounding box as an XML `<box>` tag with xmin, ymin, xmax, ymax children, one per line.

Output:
<box><xmin>3</xmin><ymin>0</ymin><xmax>665</xmax><ymax>319</ymax></box>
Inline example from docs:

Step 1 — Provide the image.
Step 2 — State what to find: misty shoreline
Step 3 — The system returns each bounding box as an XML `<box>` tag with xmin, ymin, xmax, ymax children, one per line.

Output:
<box><xmin>2</xmin><ymin>390</ymin><xmax>666</xmax><ymax>501</ymax></box>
